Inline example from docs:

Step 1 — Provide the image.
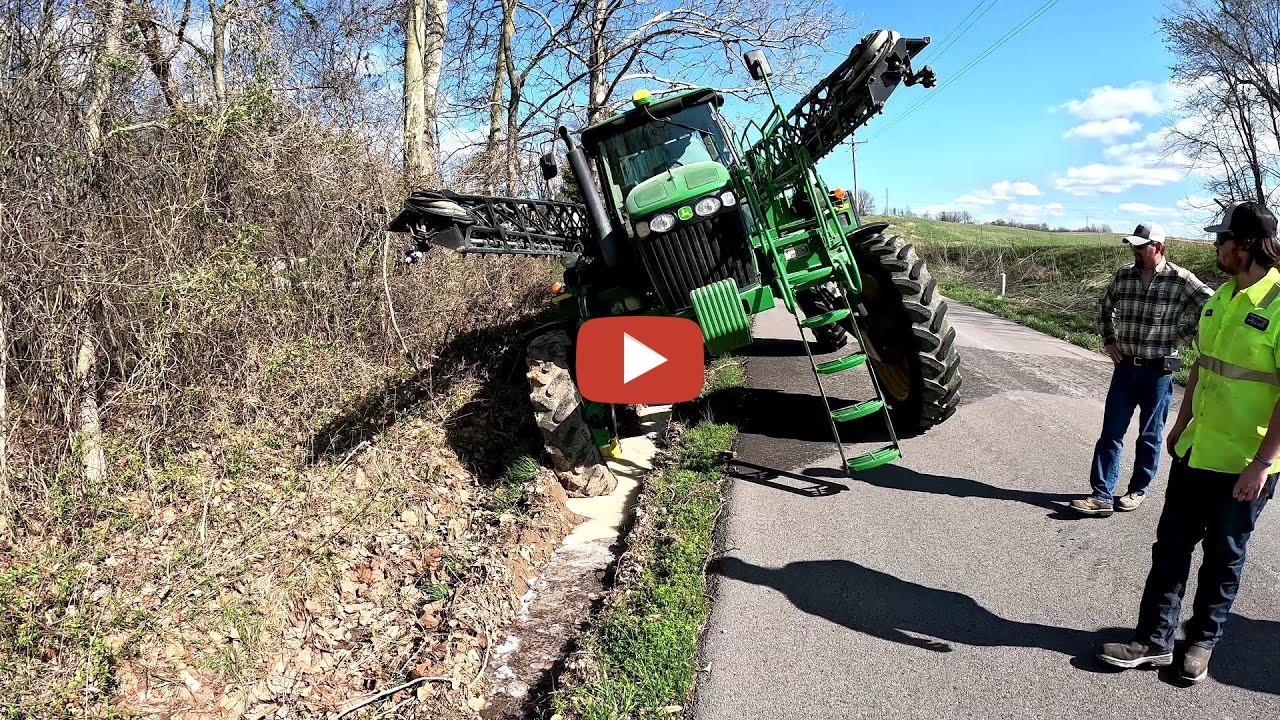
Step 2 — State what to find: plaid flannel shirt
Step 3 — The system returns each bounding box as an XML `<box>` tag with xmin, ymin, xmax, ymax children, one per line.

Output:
<box><xmin>1098</xmin><ymin>260</ymin><xmax>1213</xmax><ymax>359</ymax></box>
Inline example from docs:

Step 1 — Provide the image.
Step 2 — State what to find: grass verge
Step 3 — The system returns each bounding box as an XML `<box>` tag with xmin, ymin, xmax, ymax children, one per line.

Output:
<box><xmin>870</xmin><ymin>215</ymin><xmax>1218</xmax><ymax>386</ymax></box>
<box><xmin>558</xmin><ymin>422</ymin><xmax>736</xmax><ymax>719</ymax></box>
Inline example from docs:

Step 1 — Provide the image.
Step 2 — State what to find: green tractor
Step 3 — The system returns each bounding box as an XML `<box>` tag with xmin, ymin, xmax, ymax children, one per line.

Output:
<box><xmin>390</xmin><ymin>30</ymin><xmax>961</xmax><ymax>486</ymax></box>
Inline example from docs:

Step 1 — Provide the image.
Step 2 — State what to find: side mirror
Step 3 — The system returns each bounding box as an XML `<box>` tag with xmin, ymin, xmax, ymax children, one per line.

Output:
<box><xmin>539</xmin><ymin>153</ymin><xmax>559</xmax><ymax>181</ymax></box>
<box><xmin>744</xmin><ymin>50</ymin><xmax>772</xmax><ymax>81</ymax></box>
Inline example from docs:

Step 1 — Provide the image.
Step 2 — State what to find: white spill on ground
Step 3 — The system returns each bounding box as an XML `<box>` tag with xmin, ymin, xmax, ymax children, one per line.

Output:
<box><xmin>482</xmin><ymin>405</ymin><xmax>671</xmax><ymax>718</ymax></box>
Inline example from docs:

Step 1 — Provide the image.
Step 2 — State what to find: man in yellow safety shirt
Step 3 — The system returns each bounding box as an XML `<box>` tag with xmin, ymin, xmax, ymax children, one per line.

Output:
<box><xmin>1098</xmin><ymin>200</ymin><xmax>1280</xmax><ymax>683</ymax></box>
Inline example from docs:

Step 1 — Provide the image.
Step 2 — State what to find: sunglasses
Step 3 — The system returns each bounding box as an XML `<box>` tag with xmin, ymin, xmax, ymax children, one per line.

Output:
<box><xmin>1214</xmin><ymin>233</ymin><xmax>1235</xmax><ymax>247</ymax></box>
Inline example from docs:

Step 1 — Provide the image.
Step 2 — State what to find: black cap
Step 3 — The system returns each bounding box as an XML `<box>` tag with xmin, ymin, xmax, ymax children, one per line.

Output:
<box><xmin>1204</xmin><ymin>200</ymin><xmax>1278</xmax><ymax>239</ymax></box>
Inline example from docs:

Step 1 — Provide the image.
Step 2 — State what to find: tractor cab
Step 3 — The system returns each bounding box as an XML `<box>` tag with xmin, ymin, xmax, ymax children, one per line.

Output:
<box><xmin>581</xmin><ymin>88</ymin><xmax>737</xmax><ymax>235</ymax></box>
<box><xmin>575</xmin><ymin>88</ymin><xmax>760</xmax><ymax>313</ymax></box>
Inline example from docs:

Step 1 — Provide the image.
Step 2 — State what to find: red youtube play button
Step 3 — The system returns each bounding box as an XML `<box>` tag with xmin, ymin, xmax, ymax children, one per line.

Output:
<box><xmin>576</xmin><ymin>317</ymin><xmax>704</xmax><ymax>404</ymax></box>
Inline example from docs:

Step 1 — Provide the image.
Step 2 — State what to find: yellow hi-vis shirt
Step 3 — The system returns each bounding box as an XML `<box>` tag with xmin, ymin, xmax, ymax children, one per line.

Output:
<box><xmin>1175</xmin><ymin>267</ymin><xmax>1280</xmax><ymax>474</ymax></box>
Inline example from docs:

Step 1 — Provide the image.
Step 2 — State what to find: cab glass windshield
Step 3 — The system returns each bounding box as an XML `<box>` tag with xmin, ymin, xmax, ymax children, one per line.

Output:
<box><xmin>597</xmin><ymin>104</ymin><xmax>731</xmax><ymax>203</ymax></box>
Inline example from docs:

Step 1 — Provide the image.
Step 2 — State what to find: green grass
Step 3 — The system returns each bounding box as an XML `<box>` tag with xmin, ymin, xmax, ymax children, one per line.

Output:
<box><xmin>869</xmin><ymin>215</ymin><xmax>1223</xmax><ymax>385</ymax></box>
<box><xmin>701</xmin><ymin>356</ymin><xmax>744</xmax><ymax>397</ymax></box>
<box><xmin>564</xmin><ymin>422</ymin><xmax>736</xmax><ymax>719</ymax></box>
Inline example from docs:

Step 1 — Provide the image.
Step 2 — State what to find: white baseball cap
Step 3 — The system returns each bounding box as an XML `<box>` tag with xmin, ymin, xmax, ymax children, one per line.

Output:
<box><xmin>1123</xmin><ymin>222</ymin><xmax>1166</xmax><ymax>246</ymax></box>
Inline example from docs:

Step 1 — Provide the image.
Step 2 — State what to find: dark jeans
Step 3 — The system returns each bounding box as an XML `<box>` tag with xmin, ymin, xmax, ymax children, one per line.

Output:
<box><xmin>1135</xmin><ymin>454</ymin><xmax>1278</xmax><ymax>651</ymax></box>
<box><xmin>1089</xmin><ymin>363</ymin><xmax>1174</xmax><ymax>503</ymax></box>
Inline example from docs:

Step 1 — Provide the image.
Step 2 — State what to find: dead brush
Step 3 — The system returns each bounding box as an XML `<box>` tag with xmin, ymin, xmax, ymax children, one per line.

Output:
<box><xmin>1</xmin><ymin>84</ymin><xmax>564</xmax><ymax>716</ymax></box>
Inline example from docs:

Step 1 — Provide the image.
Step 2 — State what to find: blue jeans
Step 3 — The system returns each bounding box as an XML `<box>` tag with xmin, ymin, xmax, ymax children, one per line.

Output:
<box><xmin>1089</xmin><ymin>363</ymin><xmax>1174</xmax><ymax>503</ymax></box>
<box><xmin>1135</xmin><ymin>454</ymin><xmax>1277</xmax><ymax>651</ymax></box>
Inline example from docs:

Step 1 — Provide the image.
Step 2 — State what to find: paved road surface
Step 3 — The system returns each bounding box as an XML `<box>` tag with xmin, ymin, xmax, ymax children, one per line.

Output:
<box><xmin>693</xmin><ymin>303</ymin><xmax>1280</xmax><ymax>720</ymax></box>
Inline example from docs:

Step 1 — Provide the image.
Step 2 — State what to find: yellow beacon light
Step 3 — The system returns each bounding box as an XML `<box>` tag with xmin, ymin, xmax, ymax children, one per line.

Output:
<box><xmin>632</xmin><ymin>89</ymin><xmax>653</xmax><ymax>107</ymax></box>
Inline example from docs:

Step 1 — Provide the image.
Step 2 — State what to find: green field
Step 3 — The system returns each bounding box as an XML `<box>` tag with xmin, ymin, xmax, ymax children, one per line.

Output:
<box><xmin>866</xmin><ymin>215</ymin><xmax>1224</xmax><ymax>383</ymax></box>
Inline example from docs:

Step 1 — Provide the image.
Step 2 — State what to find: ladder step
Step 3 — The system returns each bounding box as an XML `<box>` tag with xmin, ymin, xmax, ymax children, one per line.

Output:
<box><xmin>786</xmin><ymin>266</ymin><xmax>834</xmax><ymax>291</ymax></box>
<box><xmin>775</xmin><ymin>229</ymin><xmax>813</xmax><ymax>249</ymax></box>
<box><xmin>845</xmin><ymin>446</ymin><xmax>902</xmax><ymax>473</ymax></box>
<box><xmin>799</xmin><ymin>308</ymin><xmax>850</xmax><ymax>329</ymax></box>
<box><xmin>778</xmin><ymin>220</ymin><xmax>815</xmax><ymax>234</ymax></box>
<box><xmin>831</xmin><ymin>399</ymin><xmax>884</xmax><ymax>423</ymax></box>
<box><xmin>817</xmin><ymin>353</ymin><xmax>867</xmax><ymax>374</ymax></box>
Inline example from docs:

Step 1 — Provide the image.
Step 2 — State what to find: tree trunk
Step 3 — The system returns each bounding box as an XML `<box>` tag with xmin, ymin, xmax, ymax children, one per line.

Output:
<box><xmin>82</xmin><ymin>0</ymin><xmax>127</xmax><ymax>155</ymax></box>
<box><xmin>133</xmin><ymin>0</ymin><xmax>182</xmax><ymax>110</ymax></box>
<box><xmin>210</xmin><ymin>2</ymin><xmax>228</xmax><ymax>106</ymax></box>
<box><xmin>73</xmin><ymin>315</ymin><xmax>106</xmax><ymax>487</ymax></box>
<box><xmin>587</xmin><ymin>0</ymin><xmax>609</xmax><ymax>124</ymax></box>
<box><xmin>73</xmin><ymin>0</ymin><xmax>124</xmax><ymax>488</ymax></box>
<box><xmin>421</xmin><ymin>0</ymin><xmax>448</xmax><ymax>180</ymax></box>
<box><xmin>403</xmin><ymin>0</ymin><xmax>428</xmax><ymax>180</ymax></box>
<box><xmin>0</xmin><ymin>292</ymin><xmax>10</xmax><ymax>529</ymax></box>
<box><xmin>506</xmin><ymin>70</ymin><xmax>523</xmax><ymax>196</ymax></box>
<box><xmin>485</xmin><ymin>0</ymin><xmax>514</xmax><ymax>193</ymax></box>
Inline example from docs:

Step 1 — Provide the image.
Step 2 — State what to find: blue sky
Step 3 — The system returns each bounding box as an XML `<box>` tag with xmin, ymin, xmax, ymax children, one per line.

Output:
<box><xmin>800</xmin><ymin>0</ymin><xmax>1215</xmax><ymax>238</ymax></box>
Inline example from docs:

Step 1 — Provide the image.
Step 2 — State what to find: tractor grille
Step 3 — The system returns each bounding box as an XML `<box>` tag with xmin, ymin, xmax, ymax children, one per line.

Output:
<box><xmin>639</xmin><ymin>211</ymin><xmax>759</xmax><ymax>311</ymax></box>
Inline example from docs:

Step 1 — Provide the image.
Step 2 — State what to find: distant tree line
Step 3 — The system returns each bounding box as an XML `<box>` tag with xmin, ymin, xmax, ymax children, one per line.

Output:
<box><xmin>883</xmin><ymin>207</ymin><xmax>1112</xmax><ymax>234</ymax></box>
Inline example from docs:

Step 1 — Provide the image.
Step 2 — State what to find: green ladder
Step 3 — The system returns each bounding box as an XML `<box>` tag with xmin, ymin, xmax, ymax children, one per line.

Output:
<box><xmin>740</xmin><ymin>84</ymin><xmax>902</xmax><ymax>474</ymax></box>
<box><xmin>768</xmin><ymin>228</ymin><xmax>901</xmax><ymax>471</ymax></box>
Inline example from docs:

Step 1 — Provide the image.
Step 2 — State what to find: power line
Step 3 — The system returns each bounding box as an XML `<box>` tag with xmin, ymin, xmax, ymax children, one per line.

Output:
<box><xmin>864</xmin><ymin>0</ymin><xmax>1066</xmax><ymax>143</ymax></box>
<box><xmin>918</xmin><ymin>0</ymin><xmax>1000</xmax><ymax>67</ymax></box>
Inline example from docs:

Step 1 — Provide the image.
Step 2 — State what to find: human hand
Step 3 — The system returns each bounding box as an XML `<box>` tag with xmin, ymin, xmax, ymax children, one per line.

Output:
<box><xmin>1106</xmin><ymin>343</ymin><xmax>1122</xmax><ymax>365</ymax></box>
<box><xmin>1166</xmin><ymin>423</ymin><xmax>1186</xmax><ymax>458</ymax></box>
<box><xmin>1233</xmin><ymin>463</ymin><xmax>1269</xmax><ymax>502</ymax></box>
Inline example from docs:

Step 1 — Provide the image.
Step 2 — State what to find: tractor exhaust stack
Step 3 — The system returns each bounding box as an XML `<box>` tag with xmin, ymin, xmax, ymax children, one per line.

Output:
<box><xmin>559</xmin><ymin>125</ymin><xmax>620</xmax><ymax>268</ymax></box>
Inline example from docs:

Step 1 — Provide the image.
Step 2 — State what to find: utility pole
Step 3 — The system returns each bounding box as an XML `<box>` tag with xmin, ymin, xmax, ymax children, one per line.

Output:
<box><xmin>850</xmin><ymin>140</ymin><xmax>867</xmax><ymax>222</ymax></box>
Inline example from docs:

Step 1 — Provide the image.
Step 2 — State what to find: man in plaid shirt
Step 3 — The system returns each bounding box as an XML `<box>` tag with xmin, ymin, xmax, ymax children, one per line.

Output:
<box><xmin>1071</xmin><ymin>222</ymin><xmax>1213</xmax><ymax>516</ymax></box>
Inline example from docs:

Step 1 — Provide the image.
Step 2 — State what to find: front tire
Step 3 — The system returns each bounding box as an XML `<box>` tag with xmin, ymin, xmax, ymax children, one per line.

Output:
<box><xmin>526</xmin><ymin>330</ymin><xmax>618</xmax><ymax>497</ymax></box>
<box><xmin>846</xmin><ymin>232</ymin><xmax>962</xmax><ymax>431</ymax></box>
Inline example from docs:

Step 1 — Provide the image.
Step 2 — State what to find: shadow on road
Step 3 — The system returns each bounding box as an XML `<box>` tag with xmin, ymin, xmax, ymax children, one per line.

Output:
<box><xmin>714</xmin><ymin>556</ymin><xmax>1107</xmax><ymax>657</ymax></box>
<box><xmin>1066</xmin><ymin>613</ymin><xmax>1280</xmax><ymax>695</ymax></box>
<box><xmin>802</xmin><ymin>464</ymin><xmax>1075</xmax><ymax>513</ymax></box>
<box><xmin>685</xmin><ymin>386</ymin><xmax>922</xmax><ymax>446</ymax></box>
<box><xmin>1207</xmin><ymin>614</ymin><xmax>1280</xmax><ymax>695</ymax></box>
<box><xmin>728</xmin><ymin>460</ymin><xmax>850</xmax><ymax>497</ymax></box>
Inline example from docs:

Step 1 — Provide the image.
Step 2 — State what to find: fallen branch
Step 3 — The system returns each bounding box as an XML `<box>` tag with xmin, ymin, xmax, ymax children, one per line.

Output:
<box><xmin>336</xmin><ymin>675</ymin><xmax>454</xmax><ymax>719</ymax></box>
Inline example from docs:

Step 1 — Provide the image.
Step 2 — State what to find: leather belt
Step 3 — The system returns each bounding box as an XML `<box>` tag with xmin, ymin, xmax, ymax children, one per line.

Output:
<box><xmin>1121</xmin><ymin>355</ymin><xmax>1172</xmax><ymax>370</ymax></box>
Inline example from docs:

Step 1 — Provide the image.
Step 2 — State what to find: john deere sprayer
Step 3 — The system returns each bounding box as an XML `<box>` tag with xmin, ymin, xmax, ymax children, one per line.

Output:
<box><xmin>390</xmin><ymin>30</ymin><xmax>961</xmax><ymax>484</ymax></box>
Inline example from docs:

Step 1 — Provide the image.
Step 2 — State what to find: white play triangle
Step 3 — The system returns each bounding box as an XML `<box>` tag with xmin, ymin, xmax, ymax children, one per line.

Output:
<box><xmin>622</xmin><ymin>332</ymin><xmax>668</xmax><ymax>384</ymax></box>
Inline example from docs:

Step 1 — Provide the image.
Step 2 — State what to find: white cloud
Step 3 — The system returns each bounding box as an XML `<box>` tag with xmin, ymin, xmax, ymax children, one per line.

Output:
<box><xmin>1064</xmin><ymin>118</ymin><xmax>1142</xmax><ymax>141</ymax></box>
<box><xmin>1006</xmin><ymin>201</ymin><xmax>1066</xmax><ymax>219</ymax></box>
<box><xmin>949</xmin><ymin>180</ymin><xmax>1041</xmax><ymax>207</ymax></box>
<box><xmin>1055</xmin><ymin>163</ymin><xmax>1187</xmax><ymax>196</ymax></box>
<box><xmin>1059</xmin><ymin>82</ymin><xmax>1180</xmax><ymax>120</ymax></box>
<box><xmin>1117</xmin><ymin>202</ymin><xmax>1168</xmax><ymax>214</ymax></box>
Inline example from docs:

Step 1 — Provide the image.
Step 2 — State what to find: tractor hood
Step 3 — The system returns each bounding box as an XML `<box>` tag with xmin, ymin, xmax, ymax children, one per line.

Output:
<box><xmin>624</xmin><ymin>160</ymin><xmax>731</xmax><ymax>217</ymax></box>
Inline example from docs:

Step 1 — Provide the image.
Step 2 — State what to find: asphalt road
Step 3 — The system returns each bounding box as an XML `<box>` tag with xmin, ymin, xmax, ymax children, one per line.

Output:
<box><xmin>692</xmin><ymin>303</ymin><xmax>1280</xmax><ymax>720</ymax></box>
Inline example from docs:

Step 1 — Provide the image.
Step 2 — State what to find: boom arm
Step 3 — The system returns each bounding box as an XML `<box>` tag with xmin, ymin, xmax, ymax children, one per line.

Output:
<box><xmin>747</xmin><ymin>30</ymin><xmax>934</xmax><ymax>177</ymax></box>
<box><xmin>388</xmin><ymin>190</ymin><xmax>590</xmax><ymax>259</ymax></box>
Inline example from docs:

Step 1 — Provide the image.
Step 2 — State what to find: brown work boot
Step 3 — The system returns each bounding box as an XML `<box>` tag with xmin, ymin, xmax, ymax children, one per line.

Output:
<box><xmin>1181</xmin><ymin>646</ymin><xmax>1211</xmax><ymax>683</ymax></box>
<box><xmin>1070</xmin><ymin>496</ymin><xmax>1114</xmax><ymax>516</ymax></box>
<box><xmin>1098</xmin><ymin>641</ymin><xmax>1173</xmax><ymax>669</ymax></box>
<box><xmin>1116</xmin><ymin>491</ymin><xmax>1147</xmax><ymax>512</ymax></box>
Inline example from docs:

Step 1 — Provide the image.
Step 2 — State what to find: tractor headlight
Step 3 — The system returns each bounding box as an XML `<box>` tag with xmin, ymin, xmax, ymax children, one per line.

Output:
<box><xmin>720</xmin><ymin>191</ymin><xmax>736</xmax><ymax>206</ymax></box>
<box><xmin>694</xmin><ymin>196</ymin><xmax>722</xmax><ymax>217</ymax></box>
<box><xmin>649</xmin><ymin>212</ymin><xmax>676</xmax><ymax>234</ymax></box>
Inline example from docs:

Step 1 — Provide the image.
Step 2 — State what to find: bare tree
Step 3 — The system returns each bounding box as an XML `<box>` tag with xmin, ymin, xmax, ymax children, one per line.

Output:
<box><xmin>1162</xmin><ymin>0</ymin><xmax>1280</xmax><ymax>204</ymax></box>
<box><xmin>130</xmin><ymin>0</ymin><xmax>186</xmax><ymax>110</ymax></box>
<box><xmin>0</xmin><ymin>292</ymin><xmax>9</xmax><ymax>529</ymax></box>
<box><xmin>404</xmin><ymin>0</ymin><xmax>429</xmax><ymax>178</ymax></box>
<box><xmin>576</xmin><ymin>0</ymin><xmax>847</xmax><ymax>123</ymax></box>
<box><xmin>423</xmin><ymin>0</ymin><xmax>448</xmax><ymax>176</ymax></box>
<box><xmin>855</xmin><ymin>188</ymin><xmax>876</xmax><ymax>216</ymax></box>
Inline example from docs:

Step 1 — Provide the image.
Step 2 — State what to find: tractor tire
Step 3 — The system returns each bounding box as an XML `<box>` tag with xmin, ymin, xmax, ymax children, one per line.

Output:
<box><xmin>526</xmin><ymin>330</ymin><xmax>618</xmax><ymax>497</ymax></box>
<box><xmin>796</xmin><ymin>287</ymin><xmax>852</xmax><ymax>354</ymax></box>
<box><xmin>845</xmin><ymin>232</ymin><xmax>962</xmax><ymax>431</ymax></box>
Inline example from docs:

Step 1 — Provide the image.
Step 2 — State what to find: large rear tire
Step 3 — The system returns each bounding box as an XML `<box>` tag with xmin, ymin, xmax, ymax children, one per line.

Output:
<box><xmin>850</xmin><ymin>232</ymin><xmax>961</xmax><ymax>431</ymax></box>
